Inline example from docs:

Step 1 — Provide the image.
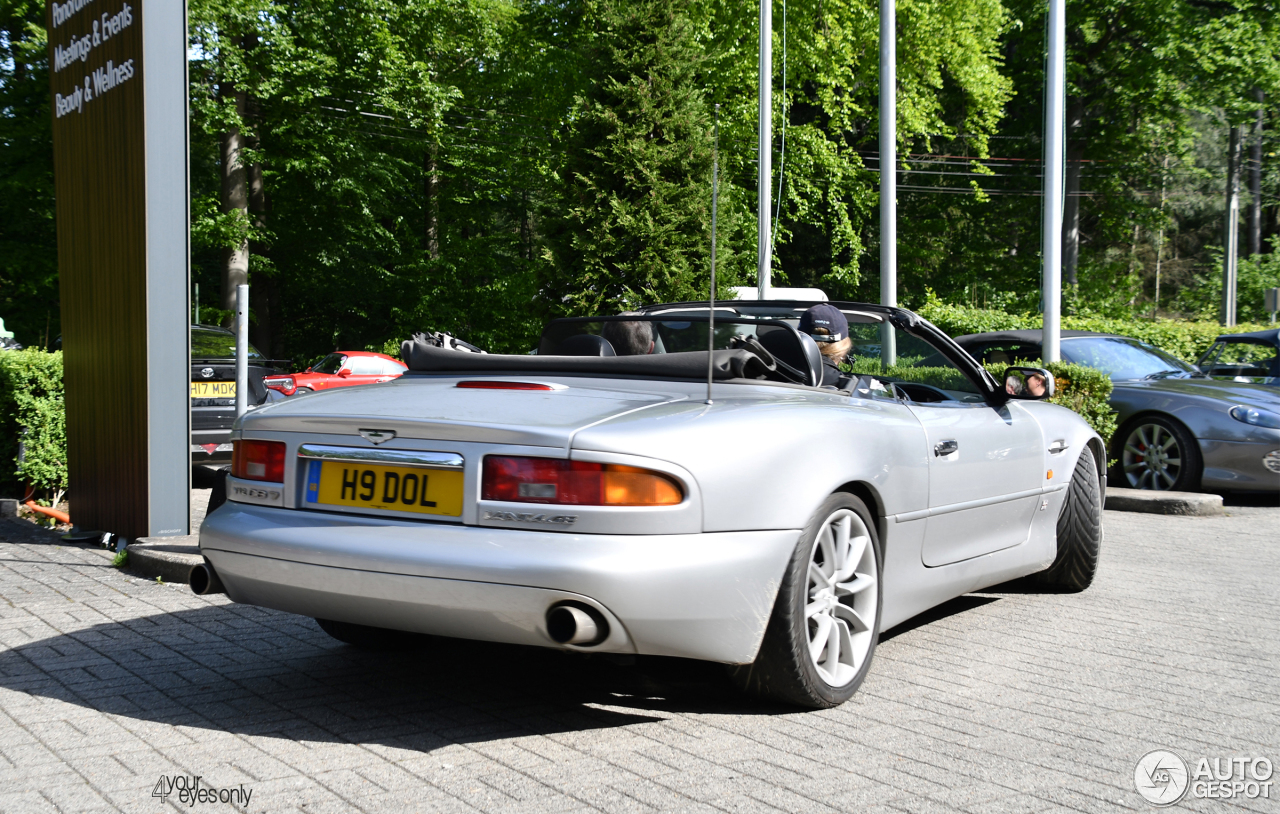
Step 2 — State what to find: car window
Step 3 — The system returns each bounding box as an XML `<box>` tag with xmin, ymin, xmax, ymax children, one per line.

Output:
<box><xmin>345</xmin><ymin>356</ymin><xmax>386</xmax><ymax>375</ymax></box>
<box><xmin>968</xmin><ymin>342</ymin><xmax>1041</xmax><ymax>366</ymax></box>
<box><xmin>1061</xmin><ymin>337</ymin><xmax>1196</xmax><ymax>380</ymax></box>
<box><xmin>379</xmin><ymin>357</ymin><xmax>407</xmax><ymax>374</ymax></box>
<box><xmin>191</xmin><ymin>329</ymin><xmax>263</xmax><ymax>360</ymax></box>
<box><xmin>312</xmin><ymin>353</ymin><xmax>346</xmax><ymax>374</ymax></box>
<box><xmin>845</xmin><ymin>325</ymin><xmax>985</xmax><ymax>400</ymax></box>
<box><xmin>1203</xmin><ymin>340</ymin><xmax>1278</xmax><ymax>376</ymax></box>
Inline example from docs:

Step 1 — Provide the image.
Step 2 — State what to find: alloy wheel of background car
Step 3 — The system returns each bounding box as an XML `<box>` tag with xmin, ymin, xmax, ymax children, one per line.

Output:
<box><xmin>731</xmin><ymin>493</ymin><xmax>882</xmax><ymax>709</ymax></box>
<box><xmin>1118</xmin><ymin>417</ymin><xmax>1201</xmax><ymax>491</ymax></box>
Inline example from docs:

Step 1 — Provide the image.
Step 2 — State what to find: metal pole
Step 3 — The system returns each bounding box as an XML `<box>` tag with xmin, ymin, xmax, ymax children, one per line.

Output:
<box><xmin>235</xmin><ymin>284</ymin><xmax>249</xmax><ymax>418</ymax></box>
<box><xmin>879</xmin><ymin>0</ymin><xmax>897</xmax><ymax>367</ymax></box>
<box><xmin>1041</xmin><ymin>0</ymin><xmax>1065</xmax><ymax>363</ymax></box>
<box><xmin>1223</xmin><ymin>126</ymin><xmax>1241</xmax><ymax>327</ymax></box>
<box><xmin>707</xmin><ymin>105</ymin><xmax>719</xmax><ymax>405</ymax></box>
<box><xmin>757</xmin><ymin>0</ymin><xmax>772</xmax><ymax>300</ymax></box>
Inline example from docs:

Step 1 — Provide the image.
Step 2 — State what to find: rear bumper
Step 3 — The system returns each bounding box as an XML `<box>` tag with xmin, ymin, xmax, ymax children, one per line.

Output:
<box><xmin>199</xmin><ymin>502</ymin><xmax>798</xmax><ymax>664</ymax></box>
<box><xmin>1200</xmin><ymin>438</ymin><xmax>1280</xmax><ymax>492</ymax></box>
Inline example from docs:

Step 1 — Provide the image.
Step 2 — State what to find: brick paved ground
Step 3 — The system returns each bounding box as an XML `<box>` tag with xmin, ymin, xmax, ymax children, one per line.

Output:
<box><xmin>0</xmin><ymin>499</ymin><xmax>1276</xmax><ymax>814</ymax></box>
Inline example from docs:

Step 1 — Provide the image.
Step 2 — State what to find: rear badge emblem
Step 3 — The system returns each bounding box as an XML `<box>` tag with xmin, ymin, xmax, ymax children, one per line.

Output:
<box><xmin>358</xmin><ymin>429</ymin><xmax>396</xmax><ymax>445</ymax></box>
<box><xmin>200</xmin><ymin>367</ymin><xmax>214</xmax><ymax>378</ymax></box>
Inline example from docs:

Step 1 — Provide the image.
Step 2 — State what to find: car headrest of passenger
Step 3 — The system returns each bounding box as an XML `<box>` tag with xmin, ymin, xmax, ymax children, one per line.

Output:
<box><xmin>556</xmin><ymin>334</ymin><xmax>616</xmax><ymax>357</ymax></box>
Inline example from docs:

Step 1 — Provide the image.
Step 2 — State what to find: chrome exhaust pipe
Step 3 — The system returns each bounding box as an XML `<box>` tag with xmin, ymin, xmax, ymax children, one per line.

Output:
<box><xmin>546</xmin><ymin>603</ymin><xmax>608</xmax><ymax>646</ymax></box>
<box><xmin>190</xmin><ymin>560</ymin><xmax>226</xmax><ymax>596</ymax></box>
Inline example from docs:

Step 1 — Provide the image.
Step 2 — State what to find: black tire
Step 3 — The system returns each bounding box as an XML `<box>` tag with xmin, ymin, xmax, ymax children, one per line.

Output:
<box><xmin>315</xmin><ymin>618</ymin><xmax>415</xmax><ymax>650</ymax></box>
<box><xmin>1036</xmin><ymin>449</ymin><xmax>1103</xmax><ymax>592</ymax></box>
<box><xmin>730</xmin><ymin>493</ymin><xmax>882</xmax><ymax>709</ymax></box>
<box><xmin>1111</xmin><ymin>415</ymin><xmax>1202</xmax><ymax>492</ymax></box>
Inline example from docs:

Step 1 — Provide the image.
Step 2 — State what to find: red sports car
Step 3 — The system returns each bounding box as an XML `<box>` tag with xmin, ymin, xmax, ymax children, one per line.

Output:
<box><xmin>264</xmin><ymin>351</ymin><xmax>406</xmax><ymax>396</ymax></box>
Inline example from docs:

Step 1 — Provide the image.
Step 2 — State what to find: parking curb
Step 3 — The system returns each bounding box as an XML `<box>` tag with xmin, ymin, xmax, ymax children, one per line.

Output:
<box><xmin>1104</xmin><ymin>487</ymin><xmax>1225</xmax><ymax>516</ymax></box>
<box><xmin>128</xmin><ymin>536</ymin><xmax>203</xmax><ymax>584</ymax></box>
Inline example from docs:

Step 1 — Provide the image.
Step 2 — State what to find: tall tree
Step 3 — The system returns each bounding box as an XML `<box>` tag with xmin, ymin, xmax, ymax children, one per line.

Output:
<box><xmin>541</xmin><ymin>0</ymin><xmax>724</xmax><ymax>313</ymax></box>
<box><xmin>0</xmin><ymin>0</ymin><xmax>57</xmax><ymax>348</ymax></box>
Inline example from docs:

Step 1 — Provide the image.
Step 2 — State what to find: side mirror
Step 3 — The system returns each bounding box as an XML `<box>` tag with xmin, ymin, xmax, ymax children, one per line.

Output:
<box><xmin>337</xmin><ymin>368</ymin><xmax>352</xmax><ymax>378</ymax></box>
<box><xmin>1002</xmin><ymin>366</ymin><xmax>1054</xmax><ymax>400</ymax></box>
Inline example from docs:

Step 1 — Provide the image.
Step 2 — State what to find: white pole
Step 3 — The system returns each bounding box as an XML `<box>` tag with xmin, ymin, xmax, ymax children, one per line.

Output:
<box><xmin>708</xmin><ymin>105</ymin><xmax>719</xmax><ymax>405</ymax></box>
<box><xmin>757</xmin><ymin>0</ymin><xmax>772</xmax><ymax>300</ymax></box>
<box><xmin>1223</xmin><ymin>126</ymin><xmax>1241</xmax><ymax>327</ymax></box>
<box><xmin>235</xmin><ymin>284</ymin><xmax>249</xmax><ymax>418</ymax></box>
<box><xmin>1041</xmin><ymin>0</ymin><xmax>1065</xmax><ymax>363</ymax></box>
<box><xmin>879</xmin><ymin>0</ymin><xmax>897</xmax><ymax>366</ymax></box>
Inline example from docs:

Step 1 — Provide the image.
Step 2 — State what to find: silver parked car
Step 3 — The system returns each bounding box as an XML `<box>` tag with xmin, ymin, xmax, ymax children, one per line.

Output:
<box><xmin>952</xmin><ymin>330</ymin><xmax>1280</xmax><ymax>493</ymax></box>
<box><xmin>197</xmin><ymin>303</ymin><xmax>1104</xmax><ymax>708</ymax></box>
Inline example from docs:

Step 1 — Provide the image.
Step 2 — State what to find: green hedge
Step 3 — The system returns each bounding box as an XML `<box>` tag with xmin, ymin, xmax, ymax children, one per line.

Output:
<box><xmin>915</xmin><ymin>293</ymin><xmax>1272</xmax><ymax>364</ymax></box>
<box><xmin>846</xmin><ymin>357</ymin><xmax>1117</xmax><ymax>446</ymax></box>
<box><xmin>0</xmin><ymin>350</ymin><xmax>67</xmax><ymax>497</ymax></box>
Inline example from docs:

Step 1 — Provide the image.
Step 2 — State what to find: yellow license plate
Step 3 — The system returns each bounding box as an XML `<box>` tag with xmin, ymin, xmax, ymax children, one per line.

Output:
<box><xmin>191</xmin><ymin>381</ymin><xmax>236</xmax><ymax>399</ymax></box>
<box><xmin>302</xmin><ymin>460</ymin><xmax>464</xmax><ymax>516</ymax></box>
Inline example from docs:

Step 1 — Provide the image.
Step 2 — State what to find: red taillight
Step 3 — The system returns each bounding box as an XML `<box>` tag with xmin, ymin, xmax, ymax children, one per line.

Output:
<box><xmin>457</xmin><ymin>381</ymin><xmax>556</xmax><ymax>391</ymax></box>
<box><xmin>482</xmin><ymin>456</ymin><xmax>682</xmax><ymax>506</ymax></box>
<box><xmin>232</xmin><ymin>440</ymin><xmax>286</xmax><ymax>483</ymax></box>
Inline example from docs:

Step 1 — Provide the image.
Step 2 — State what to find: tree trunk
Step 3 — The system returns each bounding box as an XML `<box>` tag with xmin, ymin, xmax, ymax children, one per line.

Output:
<box><xmin>1248</xmin><ymin>89</ymin><xmax>1263</xmax><ymax>257</ymax></box>
<box><xmin>425</xmin><ymin>145</ymin><xmax>440</xmax><ymax>260</ymax></box>
<box><xmin>249</xmin><ymin>159</ymin><xmax>272</xmax><ymax>355</ymax></box>
<box><xmin>1061</xmin><ymin>100</ymin><xmax>1085</xmax><ymax>287</ymax></box>
<box><xmin>220</xmin><ymin>89</ymin><xmax>249</xmax><ymax>314</ymax></box>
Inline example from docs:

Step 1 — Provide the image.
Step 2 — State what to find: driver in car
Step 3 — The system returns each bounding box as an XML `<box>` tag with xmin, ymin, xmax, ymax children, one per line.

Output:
<box><xmin>798</xmin><ymin>304</ymin><xmax>851</xmax><ymax>386</ymax></box>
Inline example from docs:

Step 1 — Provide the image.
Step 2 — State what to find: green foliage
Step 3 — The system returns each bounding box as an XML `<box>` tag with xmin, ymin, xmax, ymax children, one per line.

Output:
<box><xmin>1176</xmin><ymin>238</ymin><xmax>1280</xmax><ymax>324</ymax></box>
<box><xmin>0</xmin><ymin>0</ymin><xmax>59</xmax><ymax>349</ymax></box>
<box><xmin>111</xmin><ymin>549</ymin><xmax>129</xmax><ymax>568</ymax></box>
<box><xmin>541</xmin><ymin>0</ymin><xmax>725</xmax><ymax>313</ymax></box>
<box><xmin>0</xmin><ymin>350</ymin><xmax>67</xmax><ymax>496</ymax></box>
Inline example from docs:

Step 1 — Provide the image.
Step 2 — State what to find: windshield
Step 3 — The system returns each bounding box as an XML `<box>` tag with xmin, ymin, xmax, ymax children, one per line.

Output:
<box><xmin>191</xmin><ymin>329</ymin><xmax>263</xmax><ymax>360</ymax></box>
<box><xmin>1061</xmin><ymin>337</ymin><xmax>1197</xmax><ymax>380</ymax></box>
<box><xmin>311</xmin><ymin>353</ymin><xmax>347</xmax><ymax>374</ymax></box>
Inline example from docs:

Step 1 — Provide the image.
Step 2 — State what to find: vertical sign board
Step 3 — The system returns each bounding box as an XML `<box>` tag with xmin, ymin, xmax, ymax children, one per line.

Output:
<box><xmin>47</xmin><ymin>0</ymin><xmax>190</xmax><ymax>538</ymax></box>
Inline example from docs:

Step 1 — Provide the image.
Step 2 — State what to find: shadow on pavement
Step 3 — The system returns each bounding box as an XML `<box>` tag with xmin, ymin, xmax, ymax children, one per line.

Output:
<box><xmin>1221</xmin><ymin>491</ymin><xmax>1280</xmax><ymax>508</ymax></box>
<box><xmin>0</xmin><ymin>606</ymin><xmax>788</xmax><ymax>752</ymax></box>
<box><xmin>880</xmin><ymin>594</ymin><xmax>1000</xmax><ymax>642</ymax></box>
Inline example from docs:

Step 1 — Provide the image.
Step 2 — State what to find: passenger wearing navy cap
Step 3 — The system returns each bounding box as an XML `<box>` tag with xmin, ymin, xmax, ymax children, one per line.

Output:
<box><xmin>798</xmin><ymin>304</ymin><xmax>851</xmax><ymax>386</ymax></box>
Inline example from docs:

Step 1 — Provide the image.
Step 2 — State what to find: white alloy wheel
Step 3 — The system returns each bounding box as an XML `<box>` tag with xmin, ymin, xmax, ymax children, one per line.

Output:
<box><xmin>805</xmin><ymin>508</ymin><xmax>878</xmax><ymax>686</ymax></box>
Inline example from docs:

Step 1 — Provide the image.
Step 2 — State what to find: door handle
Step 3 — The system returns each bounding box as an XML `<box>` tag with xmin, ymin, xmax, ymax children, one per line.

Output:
<box><xmin>934</xmin><ymin>439</ymin><xmax>958</xmax><ymax>457</ymax></box>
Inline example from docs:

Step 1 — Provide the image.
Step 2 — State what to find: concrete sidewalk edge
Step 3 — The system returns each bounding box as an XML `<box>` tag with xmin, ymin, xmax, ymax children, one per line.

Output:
<box><xmin>127</xmin><ymin>535</ymin><xmax>202</xmax><ymax>584</ymax></box>
<box><xmin>1105</xmin><ymin>487</ymin><xmax>1225</xmax><ymax>516</ymax></box>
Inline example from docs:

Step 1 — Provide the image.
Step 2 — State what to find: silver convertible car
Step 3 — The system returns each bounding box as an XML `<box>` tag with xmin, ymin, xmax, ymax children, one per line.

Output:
<box><xmin>196</xmin><ymin>302</ymin><xmax>1105</xmax><ymax>708</ymax></box>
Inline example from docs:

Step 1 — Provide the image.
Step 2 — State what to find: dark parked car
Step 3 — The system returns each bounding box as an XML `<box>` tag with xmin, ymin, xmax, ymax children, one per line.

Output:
<box><xmin>1195</xmin><ymin>329</ymin><xmax>1280</xmax><ymax>385</ymax></box>
<box><xmin>952</xmin><ymin>330</ymin><xmax>1280</xmax><ymax>493</ymax></box>
<box><xmin>191</xmin><ymin>325</ymin><xmax>288</xmax><ymax>463</ymax></box>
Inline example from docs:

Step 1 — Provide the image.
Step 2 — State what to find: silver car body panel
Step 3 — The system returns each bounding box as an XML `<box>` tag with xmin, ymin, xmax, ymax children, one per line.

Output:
<box><xmin>202</xmin><ymin>366</ymin><xmax>1102</xmax><ymax>664</ymax></box>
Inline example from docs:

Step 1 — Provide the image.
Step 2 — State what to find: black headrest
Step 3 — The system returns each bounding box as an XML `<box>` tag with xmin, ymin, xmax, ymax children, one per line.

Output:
<box><xmin>556</xmin><ymin>334</ymin><xmax>616</xmax><ymax>357</ymax></box>
<box><xmin>757</xmin><ymin>329</ymin><xmax>820</xmax><ymax>386</ymax></box>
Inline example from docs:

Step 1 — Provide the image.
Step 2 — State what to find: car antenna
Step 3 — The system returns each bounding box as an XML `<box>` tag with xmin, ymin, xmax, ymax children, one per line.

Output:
<box><xmin>706</xmin><ymin>104</ymin><xmax>720</xmax><ymax>406</ymax></box>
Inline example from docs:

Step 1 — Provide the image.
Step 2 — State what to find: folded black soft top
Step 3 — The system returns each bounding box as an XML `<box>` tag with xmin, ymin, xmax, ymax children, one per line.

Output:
<box><xmin>400</xmin><ymin>335</ymin><xmax>775</xmax><ymax>381</ymax></box>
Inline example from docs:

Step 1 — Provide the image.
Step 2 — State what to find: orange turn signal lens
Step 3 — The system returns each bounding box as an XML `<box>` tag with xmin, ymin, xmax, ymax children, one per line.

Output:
<box><xmin>482</xmin><ymin>456</ymin><xmax>683</xmax><ymax>506</ymax></box>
